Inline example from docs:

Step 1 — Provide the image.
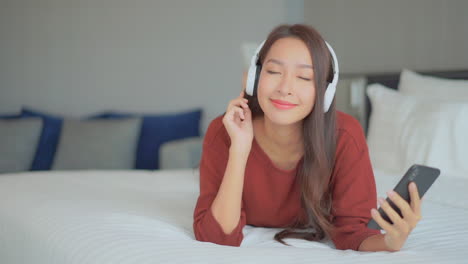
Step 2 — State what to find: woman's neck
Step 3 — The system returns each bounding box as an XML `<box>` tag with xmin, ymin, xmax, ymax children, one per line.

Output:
<box><xmin>257</xmin><ymin>116</ymin><xmax>304</xmax><ymax>156</ymax></box>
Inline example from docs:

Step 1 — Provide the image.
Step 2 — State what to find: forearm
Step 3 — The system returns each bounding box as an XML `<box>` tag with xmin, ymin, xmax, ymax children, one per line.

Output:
<box><xmin>358</xmin><ymin>234</ymin><xmax>398</xmax><ymax>252</ymax></box>
<box><xmin>210</xmin><ymin>147</ymin><xmax>249</xmax><ymax>235</ymax></box>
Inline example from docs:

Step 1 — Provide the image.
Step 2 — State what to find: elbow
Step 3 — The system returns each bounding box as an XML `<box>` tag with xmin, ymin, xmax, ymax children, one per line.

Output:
<box><xmin>195</xmin><ymin>236</ymin><xmax>242</xmax><ymax>247</ymax></box>
<box><xmin>333</xmin><ymin>241</ymin><xmax>351</xmax><ymax>251</ymax></box>
<box><xmin>194</xmin><ymin>232</ymin><xmax>242</xmax><ymax>247</ymax></box>
<box><xmin>193</xmin><ymin>222</ymin><xmax>242</xmax><ymax>247</ymax></box>
<box><xmin>332</xmin><ymin>236</ymin><xmax>362</xmax><ymax>251</ymax></box>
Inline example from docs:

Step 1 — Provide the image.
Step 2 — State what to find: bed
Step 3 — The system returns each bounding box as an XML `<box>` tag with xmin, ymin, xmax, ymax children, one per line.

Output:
<box><xmin>1</xmin><ymin>69</ymin><xmax>468</xmax><ymax>263</ymax></box>
<box><xmin>0</xmin><ymin>169</ymin><xmax>467</xmax><ymax>263</ymax></box>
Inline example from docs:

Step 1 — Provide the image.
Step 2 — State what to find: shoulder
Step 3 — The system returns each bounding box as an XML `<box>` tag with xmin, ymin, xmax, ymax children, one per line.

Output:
<box><xmin>335</xmin><ymin>111</ymin><xmax>367</xmax><ymax>153</ymax></box>
<box><xmin>203</xmin><ymin>114</ymin><xmax>231</xmax><ymax>148</ymax></box>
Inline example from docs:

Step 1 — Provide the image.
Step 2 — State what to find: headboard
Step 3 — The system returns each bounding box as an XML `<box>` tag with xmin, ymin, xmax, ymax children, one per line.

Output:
<box><xmin>364</xmin><ymin>69</ymin><xmax>468</xmax><ymax>134</ymax></box>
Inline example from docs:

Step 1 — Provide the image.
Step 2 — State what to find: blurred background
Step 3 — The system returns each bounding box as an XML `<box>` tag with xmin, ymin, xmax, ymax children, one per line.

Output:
<box><xmin>1</xmin><ymin>0</ymin><xmax>468</xmax><ymax>173</ymax></box>
<box><xmin>2</xmin><ymin>0</ymin><xmax>467</xmax><ymax>132</ymax></box>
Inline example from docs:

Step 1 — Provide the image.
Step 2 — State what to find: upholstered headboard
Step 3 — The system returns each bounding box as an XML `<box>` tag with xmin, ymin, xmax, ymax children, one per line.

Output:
<box><xmin>363</xmin><ymin>69</ymin><xmax>468</xmax><ymax>134</ymax></box>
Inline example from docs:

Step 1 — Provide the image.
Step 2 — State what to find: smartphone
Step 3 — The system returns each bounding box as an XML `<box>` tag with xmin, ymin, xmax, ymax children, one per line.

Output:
<box><xmin>367</xmin><ymin>164</ymin><xmax>440</xmax><ymax>230</ymax></box>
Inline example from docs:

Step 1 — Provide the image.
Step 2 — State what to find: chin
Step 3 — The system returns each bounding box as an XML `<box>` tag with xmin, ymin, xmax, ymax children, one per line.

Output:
<box><xmin>263</xmin><ymin>108</ymin><xmax>305</xmax><ymax>126</ymax></box>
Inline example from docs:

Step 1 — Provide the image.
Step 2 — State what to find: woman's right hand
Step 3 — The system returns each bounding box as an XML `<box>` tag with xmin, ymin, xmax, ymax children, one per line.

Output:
<box><xmin>222</xmin><ymin>90</ymin><xmax>254</xmax><ymax>155</ymax></box>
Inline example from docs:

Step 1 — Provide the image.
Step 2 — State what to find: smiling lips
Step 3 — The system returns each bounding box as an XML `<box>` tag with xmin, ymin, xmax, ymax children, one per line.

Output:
<box><xmin>270</xmin><ymin>99</ymin><xmax>298</xmax><ymax>110</ymax></box>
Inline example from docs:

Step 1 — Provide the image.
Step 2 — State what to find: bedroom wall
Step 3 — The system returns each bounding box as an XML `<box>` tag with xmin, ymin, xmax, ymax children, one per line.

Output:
<box><xmin>304</xmin><ymin>0</ymin><xmax>468</xmax><ymax>74</ymax></box>
<box><xmin>0</xmin><ymin>0</ymin><xmax>304</xmax><ymax>133</ymax></box>
<box><xmin>1</xmin><ymin>0</ymin><xmax>467</xmax><ymax>133</ymax></box>
<box><xmin>304</xmin><ymin>0</ymin><xmax>468</xmax><ymax>118</ymax></box>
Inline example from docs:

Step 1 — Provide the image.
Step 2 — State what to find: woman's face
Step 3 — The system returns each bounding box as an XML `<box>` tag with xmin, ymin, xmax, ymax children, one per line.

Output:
<box><xmin>257</xmin><ymin>37</ymin><xmax>316</xmax><ymax>126</ymax></box>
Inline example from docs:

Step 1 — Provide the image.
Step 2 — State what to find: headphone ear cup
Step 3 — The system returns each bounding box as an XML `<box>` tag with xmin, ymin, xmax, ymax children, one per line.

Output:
<box><xmin>323</xmin><ymin>41</ymin><xmax>339</xmax><ymax>113</ymax></box>
<box><xmin>245</xmin><ymin>64</ymin><xmax>257</xmax><ymax>96</ymax></box>
<box><xmin>323</xmin><ymin>82</ymin><xmax>336</xmax><ymax>112</ymax></box>
<box><xmin>252</xmin><ymin>64</ymin><xmax>262</xmax><ymax>96</ymax></box>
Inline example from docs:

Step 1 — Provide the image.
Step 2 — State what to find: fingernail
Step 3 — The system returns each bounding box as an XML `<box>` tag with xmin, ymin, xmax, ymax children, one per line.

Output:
<box><xmin>378</xmin><ymin>197</ymin><xmax>385</xmax><ymax>205</ymax></box>
<box><xmin>410</xmin><ymin>182</ymin><xmax>416</xmax><ymax>190</ymax></box>
<box><xmin>387</xmin><ymin>190</ymin><xmax>395</xmax><ymax>198</ymax></box>
<box><xmin>371</xmin><ymin>209</ymin><xmax>377</xmax><ymax>216</ymax></box>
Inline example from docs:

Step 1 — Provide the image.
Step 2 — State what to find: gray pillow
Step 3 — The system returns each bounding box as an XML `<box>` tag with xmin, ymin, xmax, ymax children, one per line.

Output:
<box><xmin>52</xmin><ymin>118</ymin><xmax>141</xmax><ymax>170</ymax></box>
<box><xmin>160</xmin><ymin>137</ymin><xmax>203</xmax><ymax>170</ymax></box>
<box><xmin>0</xmin><ymin>118</ymin><xmax>43</xmax><ymax>173</ymax></box>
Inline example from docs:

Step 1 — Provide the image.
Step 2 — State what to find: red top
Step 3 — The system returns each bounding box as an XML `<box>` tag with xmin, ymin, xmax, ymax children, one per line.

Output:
<box><xmin>193</xmin><ymin>111</ymin><xmax>380</xmax><ymax>250</ymax></box>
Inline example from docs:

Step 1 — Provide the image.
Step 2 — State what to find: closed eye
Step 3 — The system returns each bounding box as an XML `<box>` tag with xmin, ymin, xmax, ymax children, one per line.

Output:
<box><xmin>267</xmin><ymin>70</ymin><xmax>280</xmax><ymax>75</ymax></box>
<box><xmin>298</xmin><ymin>77</ymin><xmax>311</xmax><ymax>81</ymax></box>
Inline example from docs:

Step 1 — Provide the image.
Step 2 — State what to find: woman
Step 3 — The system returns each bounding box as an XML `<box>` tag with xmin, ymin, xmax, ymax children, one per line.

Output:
<box><xmin>193</xmin><ymin>24</ymin><xmax>422</xmax><ymax>251</ymax></box>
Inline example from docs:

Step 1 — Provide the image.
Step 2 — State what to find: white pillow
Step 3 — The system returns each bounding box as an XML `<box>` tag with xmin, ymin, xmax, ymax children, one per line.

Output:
<box><xmin>366</xmin><ymin>83</ymin><xmax>468</xmax><ymax>177</ymax></box>
<box><xmin>399</xmin><ymin>69</ymin><xmax>468</xmax><ymax>100</ymax></box>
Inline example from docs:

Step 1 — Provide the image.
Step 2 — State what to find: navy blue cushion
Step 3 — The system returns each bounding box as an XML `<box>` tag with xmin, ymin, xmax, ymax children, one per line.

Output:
<box><xmin>88</xmin><ymin>112</ymin><xmax>132</xmax><ymax>119</ymax></box>
<box><xmin>89</xmin><ymin>109</ymin><xmax>202</xmax><ymax>170</ymax></box>
<box><xmin>21</xmin><ymin>108</ymin><xmax>63</xmax><ymax>171</ymax></box>
<box><xmin>0</xmin><ymin>113</ymin><xmax>21</xmax><ymax>119</ymax></box>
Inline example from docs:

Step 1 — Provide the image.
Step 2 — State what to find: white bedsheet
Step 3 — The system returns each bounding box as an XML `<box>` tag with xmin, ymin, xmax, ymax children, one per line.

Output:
<box><xmin>0</xmin><ymin>169</ymin><xmax>466</xmax><ymax>264</ymax></box>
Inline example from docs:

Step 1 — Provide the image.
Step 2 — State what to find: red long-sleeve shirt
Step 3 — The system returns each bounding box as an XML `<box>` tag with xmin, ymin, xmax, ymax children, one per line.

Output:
<box><xmin>193</xmin><ymin>111</ymin><xmax>381</xmax><ymax>250</ymax></box>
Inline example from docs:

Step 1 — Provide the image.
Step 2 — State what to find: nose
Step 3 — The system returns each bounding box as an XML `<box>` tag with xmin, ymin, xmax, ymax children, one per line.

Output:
<box><xmin>277</xmin><ymin>73</ymin><xmax>294</xmax><ymax>96</ymax></box>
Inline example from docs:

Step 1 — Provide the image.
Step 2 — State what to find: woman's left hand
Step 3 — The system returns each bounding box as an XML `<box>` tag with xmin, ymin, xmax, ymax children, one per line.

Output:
<box><xmin>370</xmin><ymin>182</ymin><xmax>422</xmax><ymax>251</ymax></box>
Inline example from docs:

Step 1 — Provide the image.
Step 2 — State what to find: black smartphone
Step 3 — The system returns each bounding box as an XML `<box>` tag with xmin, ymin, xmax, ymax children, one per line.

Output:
<box><xmin>367</xmin><ymin>164</ymin><xmax>440</xmax><ymax>230</ymax></box>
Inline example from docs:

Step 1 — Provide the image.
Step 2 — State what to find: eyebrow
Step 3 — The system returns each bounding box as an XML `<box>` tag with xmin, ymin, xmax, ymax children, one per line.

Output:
<box><xmin>265</xmin><ymin>58</ymin><xmax>313</xmax><ymax>69</ymax></box>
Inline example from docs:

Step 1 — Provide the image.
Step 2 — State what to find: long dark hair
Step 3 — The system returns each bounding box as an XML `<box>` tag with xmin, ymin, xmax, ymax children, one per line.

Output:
<box><xmin>244</xmin><ymin>24</ymin><xmax>337</xmax><ymax>245</ymax></box>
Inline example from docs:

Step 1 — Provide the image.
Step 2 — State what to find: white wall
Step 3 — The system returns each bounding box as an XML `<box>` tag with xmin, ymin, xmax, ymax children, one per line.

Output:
<box><xmin>0</xmin><ymin>0</ymin><xmax>304</xmax><ymax>132</ymax></box>
<box><xmin>304</xmin><ymin>0</ymin><xmax>468</xmax><ymax>74</ymax></box>
<box><xmin>2</xmin><ymin>0</ymin><xmax>467</xmax><ymax>133</ymax></box>
<box><xmin>303</xmin><ymin>0</ymin><xmax>468</xmax><ymax>121</ymax></box>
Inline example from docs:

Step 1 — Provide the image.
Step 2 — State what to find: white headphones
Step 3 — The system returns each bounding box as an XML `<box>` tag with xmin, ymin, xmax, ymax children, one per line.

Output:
<box><xmin>245</xmin><ymin>40</ymin><xmax>339</xmax><ymax>113</ymax></box>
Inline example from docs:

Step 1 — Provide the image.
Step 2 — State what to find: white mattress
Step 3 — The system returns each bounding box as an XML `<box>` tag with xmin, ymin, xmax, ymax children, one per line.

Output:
<box><xmin>0</xmin><ymin>168</ymin><xmax>467</xmax><ymax>264</ymax></box>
